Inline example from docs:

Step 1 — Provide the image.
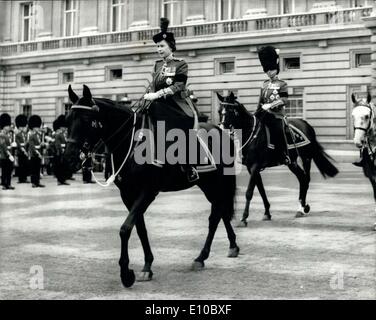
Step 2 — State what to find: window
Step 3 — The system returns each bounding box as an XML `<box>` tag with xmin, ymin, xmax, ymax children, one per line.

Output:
<box><xmin>20</xmin><ymin>74</ymin><xmax>31</xmax><ymax>87</ymax></box>
<box><xmin>355</xmin><ymin>53</ymin><xmax>371</xmax><ymax>67</ymax></box>
<box><xmin>351</xmin><ymin>0</ymin><xmax>370</xmax><ymax>7</ymax></box>
<box><xmin>107</xmin><ymin>67</ymin><xmax>123</xmax><ymax>81</ymax></box>
<box><xmin>111</xmin><ymin>0</ymin><xmax>125</xmax><ymax>32</ymax></box>
<box><xmin>286</xmin><ymin>88</ymin><xmax>303</xmax><ymax>118</ymax></box>
<box><xmin>22</xmin><ymin>105</ymin><xmax>32</xmax><ymax>117</ymax></box>
<box><xmin>216</xmin><ymin>58</ymin><xmax>235</xmax><ymax>75</ymax></box>
<box><xmin>21</xmin><ymin>2</ymin><xmax>34</xmax><ymax>42</ymax></box>
<box><xmin>62</xmin><ymin>71</ymin><xmax>74</xmax><ymax>84</ymax></box>
<box><xmin>280</xmin><ymin>0</ymin><xmax>295</xmax><ymax>14</ymax></box>
<box><xmin>162</xmin><ymin>0</ymin><xmax>180</xmax><ymax>25</ymax></box>
<box><xmin>283</xmin><ymin>57</ymin><xmax>301</xmax><ymax>70</ymax></box>
<box><xmin>64</xmin><ymin>0</ymin><xmax>78</xmax><ymax>37</ymax></box>
<box><xmin>217</xmin><ymin>0</ymin><xmax>235</xmax><ymax>20</ymax></box>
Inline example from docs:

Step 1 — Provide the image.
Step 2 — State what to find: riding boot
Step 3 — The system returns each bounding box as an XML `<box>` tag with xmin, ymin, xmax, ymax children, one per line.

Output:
<box><xmin>352</xmin><ymin>150</ymin><xmax>364</xmax><ymax>167</ymax></box>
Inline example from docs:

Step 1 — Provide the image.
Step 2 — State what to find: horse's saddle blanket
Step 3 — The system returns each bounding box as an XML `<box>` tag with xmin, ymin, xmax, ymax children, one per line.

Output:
<box><xmin>265</xmin><ymin>124</ymin><xmax>311</xmax><ymax>150</ymax></box>
<box><xmin>134</xmin><ymin>114</ymin><xmax>217</xmax><ymax>173</ymax></box>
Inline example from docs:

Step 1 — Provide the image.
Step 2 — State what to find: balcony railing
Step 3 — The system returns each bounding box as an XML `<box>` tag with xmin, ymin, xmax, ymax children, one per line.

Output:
<box><xmin>0</xmin><ymin>6</ymin><xmax>372</xmax><ymax>57</ymax></box>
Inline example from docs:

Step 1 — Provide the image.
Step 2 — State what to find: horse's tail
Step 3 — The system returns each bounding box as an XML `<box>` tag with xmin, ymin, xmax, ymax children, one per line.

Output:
<box><xmin>312</xmin><ymin>138</ymin><xmax>339</xmax><ymax>179</ymax></box>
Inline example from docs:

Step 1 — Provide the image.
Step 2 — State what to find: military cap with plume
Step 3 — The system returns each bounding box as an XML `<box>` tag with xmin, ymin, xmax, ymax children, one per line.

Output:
<box><xmin>258</xmin><ymin>46</ymin><xmax>280</xmax><ymax>74</ymax></box>
<box><xmin>152</xmin><ymin>18</ymin><xmax>176</xmax><ymax>52</ymax></box>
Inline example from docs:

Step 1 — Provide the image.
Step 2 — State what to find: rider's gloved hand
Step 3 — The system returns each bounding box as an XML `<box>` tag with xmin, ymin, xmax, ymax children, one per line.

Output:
<box><xmin>262</xmin><ymin>103</ymin><xmax>272</xmax><ymax>111</ymax></box>
<box><xmin>144</xmin><ymin>92</ymin><xmax>159</xmax><ymax>101</ymax></box>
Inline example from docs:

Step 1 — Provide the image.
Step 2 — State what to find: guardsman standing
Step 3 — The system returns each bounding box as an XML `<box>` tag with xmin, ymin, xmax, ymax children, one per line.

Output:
<box><xmin>257</xmin><ymin>45</ymin><xmax>291</xmax><ymax>165</ymax></box>
<box><xmin>28</xmin><ymin>115</ymin><xmax>45</xmax><ymax>188</ymax></box>
<box><xmin>0</xmin><ymin>113</ymin><xmax>15</xmax><ymax>190</ymax></box>
<box><xmin>53</xmin><ymin>115</ymin><xmax>69</xmax><ymax>186</ymax></box>
<box><xmin>15</xmin><ymin>114</ymin><xmax>29</xmax><ymax>183</ymax></box>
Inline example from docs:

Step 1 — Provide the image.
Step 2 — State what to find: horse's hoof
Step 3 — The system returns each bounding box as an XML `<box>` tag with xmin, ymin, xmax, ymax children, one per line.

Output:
<box><xmin>295</xmin><ymin>211</ymin><xmax>306</xmax><ymax>218</ymax></box>
<box><xmin>121</xmin><ymin>269</ymin><xmax>136</xmax><ymax>288</ymax></box>
<box><xmin>237</xmin><ymin>220</ymin><xmax>247</xmax><ymax>228</ymax></box>
<box><xmin>191</xmin><ymin>261</ymin><xmax>205</xmax><ymax>271</ymax></box>
<box><xmin>262</xmin><ymin>214</ymin><xmax>272</xmax><ymax>221</ymax></box>
<box><xmin>137</xmin><ymin>271</ymin><xmax>153</xmax><ymax>282</ymax></box>
<box><xmin>228</xmin><ymin>246</ymin><xmax>240</xmax><ymax>258</ymax></box>
<box><xmin>304</xmin><ymin>205</ymin><xmax>311</xmax><ymax>214</ymax></box>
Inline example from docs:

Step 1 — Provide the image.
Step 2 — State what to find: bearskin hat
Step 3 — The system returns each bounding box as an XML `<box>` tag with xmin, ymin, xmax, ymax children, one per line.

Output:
<box><xmin>52</xmin><ymin>119</ymin><xmax>59</xmax><ymax>132</ymax></box>
<box><xmin>28</xmin><ymin>115</ymin><xmax>42</xmax><ymax>129</ymax></box>
<box><xmin>152</xmin><ymin>18</ymin><xmax>176</xmax><ymax>52</ymax></box>
<box><xmin>258</xmin><ymin>46</ymin><xmax>280</xmax><ymax>74</ymax></box>
<box><xmin>0</xmin><ymin>113</ymin><xmax>11</xmax><ymax>129</ymax></box>
<box><xmin>57</xmin><ymin>115</ymin><xmax>67</xmax><ymax>128</ymax></box>
<box><xmin>15</xmin><ymin>114</ymin><xmax>28</xmax><ymax>128</ymax></box>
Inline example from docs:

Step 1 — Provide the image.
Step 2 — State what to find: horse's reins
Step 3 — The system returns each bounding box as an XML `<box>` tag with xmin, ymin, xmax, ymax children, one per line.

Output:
<box><xmin>70</xmin><ymin>97</ymin><xmax>148</xmax><ymax>187</ymax></box>
<box><xmin>354</xmin><ymin>102</ymin><xmax>375</xmax><ymax>160</ymax></box>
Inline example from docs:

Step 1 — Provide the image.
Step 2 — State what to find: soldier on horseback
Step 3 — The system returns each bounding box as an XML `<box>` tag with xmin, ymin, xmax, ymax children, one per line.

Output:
<box><xmin>256</xmin><ymin>46</ymin><xmax>291</xmax><ymax>165</ymax></box>
<box><xmin>143</xmin><ymin>17</ymin><xmax>199</xmax><ymax>182</ymax></box>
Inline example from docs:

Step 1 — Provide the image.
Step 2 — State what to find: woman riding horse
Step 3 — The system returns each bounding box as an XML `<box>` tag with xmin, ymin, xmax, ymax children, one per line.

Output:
<box><xmin>144</xmin><ymin>18</ymin><xmax>199</xmax><ymax>182</ymax></box>
<box><xmin>256</xmin><ymin>46</ymin><xmax>291</xmax><ymax>165</ymax></box>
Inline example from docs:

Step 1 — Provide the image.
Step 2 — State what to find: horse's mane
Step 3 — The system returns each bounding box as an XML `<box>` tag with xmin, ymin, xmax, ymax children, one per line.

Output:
<box><xmin>94</xmin><ymin>97</ymin><xmax>135</xmax><ymax>116</ymax></box>
<box><xmin>235</xmin><ymin>100</ymin><xmax>252</xmax><ymax>118</ymax></box>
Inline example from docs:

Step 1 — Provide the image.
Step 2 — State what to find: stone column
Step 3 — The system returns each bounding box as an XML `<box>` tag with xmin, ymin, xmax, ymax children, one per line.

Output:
<box><xmin>79</xmin><ymin>0</ymin><xmax>99</xmax><ymax>34</ymax></box>
<box><xmin>363</xmin><ymin>6</ymin><xmax>376</xmax><ymax>99</ymax></box>
<box><xmin>0</xmin><ymin>1</ymin><xmax>12</xmax><ymax>42</ymax></box>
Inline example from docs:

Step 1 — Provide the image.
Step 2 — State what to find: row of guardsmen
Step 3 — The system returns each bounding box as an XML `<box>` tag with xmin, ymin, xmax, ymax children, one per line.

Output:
<box><xmin>0</xmin><ymin>113</ymin><xmax>95</xmax><ymax>190</ymax></box>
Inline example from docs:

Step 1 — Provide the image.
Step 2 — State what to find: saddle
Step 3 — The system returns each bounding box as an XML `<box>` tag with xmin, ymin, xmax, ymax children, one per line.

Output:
<box><xmin>132</xmin><ymin>113</ymin><xmax>217</xmax><ymax>173</ymax></box>
<box><xmin>265</xmin><ymin>122</ymin><xmax>310</xmax><ymax>151</ymax></box>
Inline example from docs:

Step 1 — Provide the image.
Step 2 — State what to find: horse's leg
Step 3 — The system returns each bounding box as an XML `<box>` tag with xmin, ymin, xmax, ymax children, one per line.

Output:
<box><xmin>255</xmin><ymin>173</ymin><xmax>271</xmax><ymax>221</ymax></box>
<box><xmin>119</xmin><ymin>191</ymin><xmax>156</xmax><ymax>288</ymax></box>
<box><xmin>240</xmin><ymin>165</ymin><xmax>259</xmax><ymax>227</ymax></box>
<box><xmin>288</xmin><ymin>161</ymin><xmax>310</xmax><ymax>218</ymax></box>
<box><xmin>222</xmin><ymin>217</ymin><xmax>240</xmax><ymax>258</ymax></box>
<box><xmin>135</xmin><ymin>215</ymin><xmax>154</xmax><ymax>281</ymax></box>
<box><xmin>192</xmin><ymin>203</ymin><xmax>223</xmax><ymax>270</ymax></box>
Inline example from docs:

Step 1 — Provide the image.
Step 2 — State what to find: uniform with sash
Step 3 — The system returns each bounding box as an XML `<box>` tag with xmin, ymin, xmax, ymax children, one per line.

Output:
<box><xmin>28</xmin><ymin>115</ymin><xmax>45</xmax><ymax>188</ymax></box>
<box><xmin>257</xmin><ymin>46</ymin><xmax>290</xmax><ymax>163</ymax></box>
<box><xmin>15</xmin><ymin>115</ymin><xmax>29</xmax><ymax>183</ymax></box>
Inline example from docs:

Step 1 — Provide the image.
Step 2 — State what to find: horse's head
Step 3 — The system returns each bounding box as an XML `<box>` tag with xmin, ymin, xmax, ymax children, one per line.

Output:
<box><xmin>64</xmin><ymin>85</ymin><xmax>102</xmax><ymax>173</ymax></box>
<box><xmin>351</xmin><ymin>93</ymin><xmax>374</xmax><ymax>148</ymax></box>
<box><xmin>217</xmin><ymin>92</ymin><xmax>243</xmax><ymax>131</ymax></box>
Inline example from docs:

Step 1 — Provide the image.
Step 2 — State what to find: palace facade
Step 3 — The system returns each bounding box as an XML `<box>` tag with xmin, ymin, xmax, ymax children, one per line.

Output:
<box><xmin>1</xmin><ymin>0</ymin><xmax>376</xmax><ymax>147</ymax></box>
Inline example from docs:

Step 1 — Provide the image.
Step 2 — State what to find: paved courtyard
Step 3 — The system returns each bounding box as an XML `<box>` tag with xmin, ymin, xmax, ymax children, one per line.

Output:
<box><xmin>0</xmin><ymin>163</ymin><xmax>375</xmax><ymax>300</ymax></box>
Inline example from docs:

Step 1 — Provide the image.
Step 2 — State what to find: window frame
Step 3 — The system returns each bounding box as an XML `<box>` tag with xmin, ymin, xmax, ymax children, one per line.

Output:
<box><xmin>106</xmin><ymin>66</ymin><xmax>123</xmax><ymax>81</ymax></box>
<box><xmin>285</xmin><ymin>87</ymin><xmax>304</xmax><ymax>119</ymax></box>
<box><xmin>215</xmin><ymin>57</ymin><xmax>236</xmax><ymax>75</ymax></box>
<box><xmin>282</xmin><ymin>56</ymin><xmax>301</xmax><ymax>71</ymax></box>
<box><xmin>217</xmin><ymin>0</ymin><xmax>235</xmax><ymax>21</ymax></box>
<box><xmin>19</xmin><ymin>73</ymin><xmax>31</xmax><ymax>87</ymax></box>
<box><xmin>351</xmin><ymin>49</ymin><xmax>372</xmax><ymax>68</ymax></box>
<box><xmin>21</xmin><ymin>2</ymin><xmax>34</xmax><ymax>42</ymax></box>
<box><xmin>63</xmin><ymin>0</ymin><xmax>79</xmax><ymax>37</ymax></box>
<box><xmin>59</xmin><ymin>69</ymin><xmax>75</xmax><ymax>85</ymax></box>
<box><xmin>110</xmin><ymin>0</ymin><xmax>125</xmax><ymax>32</ymax></box>
<box><xmin>162</xmin><ymin>0</ymin><xmax>180</xmax><ymax>25</ymax></box>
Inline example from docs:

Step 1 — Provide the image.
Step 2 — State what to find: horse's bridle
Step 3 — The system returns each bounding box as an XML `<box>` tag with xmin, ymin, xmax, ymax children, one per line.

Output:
<box><xmin>353</xmin><ymin>102</ymin><xmax>374</xmax><ymax>134</ymax></box>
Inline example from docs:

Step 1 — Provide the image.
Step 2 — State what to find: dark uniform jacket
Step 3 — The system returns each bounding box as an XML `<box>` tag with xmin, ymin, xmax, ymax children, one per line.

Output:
<box><xmin>257</xmin><ymin>78</ymin><xmax>289</xmax><ymax>116</ymax></box>
<box><xmin>54</xmin><ymin>130</ymin><xmax>66</xmax><ymax>157</ymax></box>
<box><xmin>0</xmin><ymin>131</ymin><xmax>11</xmax><ymax>160</ymax></box>
<box><xmin>15</xmin><ymin>131</ymin><xmax>28</xmax><ymax>157</ymax></box>
<box><xmin>28</xmin><ymin>131</ymin><xmax>42</xmax><ymax>159</ymax></box>
<box><xmin>149</xmin><ymin>57</ymin><xmax>195</xmax><ymax>118</ymax></box>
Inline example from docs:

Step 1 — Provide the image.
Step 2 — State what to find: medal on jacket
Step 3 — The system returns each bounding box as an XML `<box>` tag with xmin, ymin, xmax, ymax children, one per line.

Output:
<box><xmin>166</xmin><ymin>77</ymin><xmax>173</xmax><ymax>85</ymax></box>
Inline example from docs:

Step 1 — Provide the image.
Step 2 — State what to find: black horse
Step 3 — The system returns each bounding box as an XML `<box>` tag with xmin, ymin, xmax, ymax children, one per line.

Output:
<box><xmin>351</xmin><ymin>93</ymin><xmax>376</xmax><ymax>231</ymax></box>
<box><xmin>64</xmin><ymin>85</ymin><xmax>239</xmax><ymax>288</ymax></box>
<box><xmin>217</xmin><ymin>92</ymin><xmax>338</xmax><ymax>225</ymax></box>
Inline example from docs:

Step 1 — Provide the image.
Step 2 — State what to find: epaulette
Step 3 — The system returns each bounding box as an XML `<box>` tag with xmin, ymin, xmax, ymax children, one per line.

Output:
<box><xmin>173</xmin><ymin>57</ymin><xmax>183</xmax><ymax>61</ymax></box>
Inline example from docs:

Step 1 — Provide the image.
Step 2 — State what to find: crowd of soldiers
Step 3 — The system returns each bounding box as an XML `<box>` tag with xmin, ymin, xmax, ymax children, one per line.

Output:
<box><xmin>0</xmin><ymin>112</ymin><xmax>97</xmax><ymax>191</ymax></box>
